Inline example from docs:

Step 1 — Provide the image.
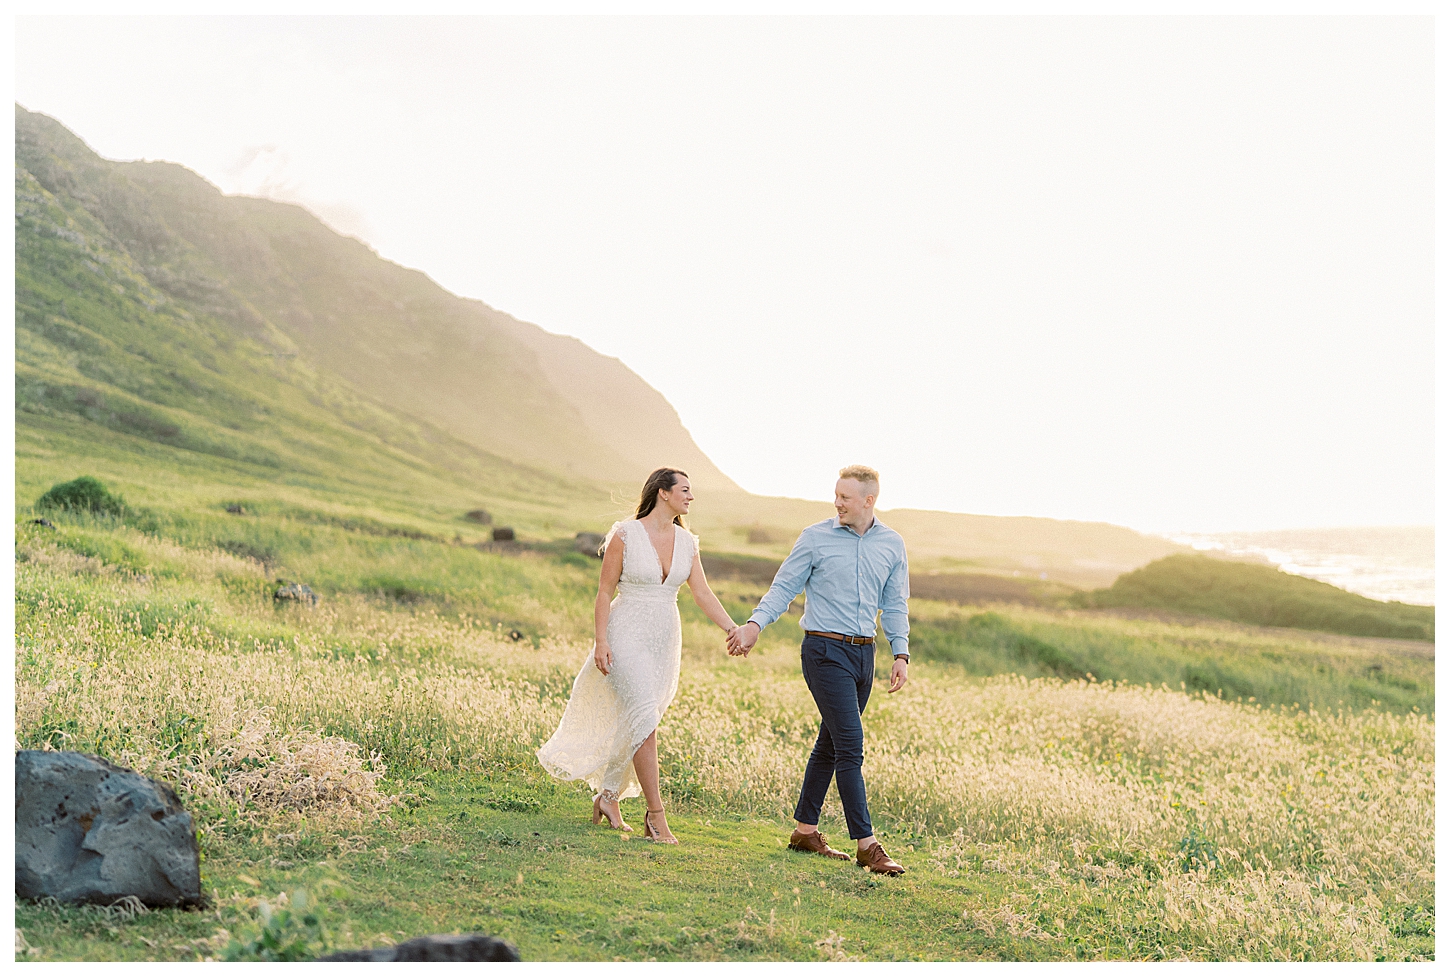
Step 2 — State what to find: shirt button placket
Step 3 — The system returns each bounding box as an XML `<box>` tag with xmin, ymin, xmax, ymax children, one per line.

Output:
<box><xmin>857</xmin><ymin>537</ymin><xmax>864</xmax><ymax>631</ymax></box>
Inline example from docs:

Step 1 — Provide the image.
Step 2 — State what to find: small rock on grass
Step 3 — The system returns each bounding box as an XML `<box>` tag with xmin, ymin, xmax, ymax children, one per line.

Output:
<box><xmin>319</xmin><ymin>934</ymin><xmax>521</xmax><ymax>961</ymax></box>
<box><xmin>274</xmin><ymin>582</ymin><xmax>319</xmax><ymax>605</ymax></box>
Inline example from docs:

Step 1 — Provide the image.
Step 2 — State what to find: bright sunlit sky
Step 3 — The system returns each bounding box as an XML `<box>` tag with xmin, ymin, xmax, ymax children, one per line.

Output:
<box><xmin>13</xmin><ymin>15</ymin><xmax>1434</xmax><ymax>533</ymax></box>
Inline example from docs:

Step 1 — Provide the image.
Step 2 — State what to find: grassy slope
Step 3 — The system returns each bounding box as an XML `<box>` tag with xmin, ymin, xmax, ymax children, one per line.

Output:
<box><xmin>14</xmin><ymin>774</ymin><xmax>1054</xmax><ymax>963</ymax></box>
<box><xmin>15</xmin><ymin>105</ymin><xmax>736</xmax><ymax>492</ymax></box>
<box><xmin>16</xmin><ymin>102</ymin><xmax>1192</xmax><ymax>589</ymax></box>
<box><xmin>16</xmin><ymin>145</ymin><xmax>612</xmax><ymax>538</ymax></box>
<box><xmin>16</xmin><ymin>506</ymin><xmax>1432</xmax><ymax>717</ymax></box>
<box><xmin>907</xmin><ymin>606</ymin><xmax>1431</xmax><ymax>714</ymax></box>
<box><xmin>13</xmin><ymin>515</ymin><xmax>1434</xmax><ymax>961</ymax></box>
<box><xmin>13</xmin><ymin>773</ymin><xmax>1188</xmax><ymax>964</ymax></box>
<box><xmin>1075</xmin><ymin>554</ymin><xmax>1434</xmax><ymax>642</ymax></box>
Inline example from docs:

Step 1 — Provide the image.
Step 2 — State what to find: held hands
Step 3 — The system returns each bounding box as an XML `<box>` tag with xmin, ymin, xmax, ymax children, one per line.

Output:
<box><xmin>593</xmin><ymin>642</ymin><xmax>613</xmax><ymax>675</ymax></box>
<box><xmin>887</xmin><ymin>656</ymin><xmax>909</xmax><ymax>693</ymax></box>
<box><xmin>727</xmin><ymin>622</ymin><xmax>760</xmax><ymax>657</ymax></box>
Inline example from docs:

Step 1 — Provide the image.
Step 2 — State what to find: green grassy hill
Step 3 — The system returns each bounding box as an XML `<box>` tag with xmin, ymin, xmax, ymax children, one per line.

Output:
<box><xmin>14</xmin><ymin>103</ymin><xmax>1187</xmax><ymax>586</ymax></box>
<box><xmin>1073</xmin><ymin>554</ymin><xmax>1434</xmax><ymax>641</ymax></box>
<box><xmin>15</xmin><ymin>154</ymin><xmax>603</xmax><ymax>543</ymax></box>
<box><xmin>15</xmin><ymin>104</ymin><xmax>738</xmax><ymax>493</ymax></box>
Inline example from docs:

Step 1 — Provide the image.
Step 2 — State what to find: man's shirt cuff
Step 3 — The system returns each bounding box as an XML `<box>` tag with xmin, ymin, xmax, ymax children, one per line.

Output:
<box><xmin>889</xmin><ymin>637</ymin><xmax>909</xmax><ymax>659</ymax></box>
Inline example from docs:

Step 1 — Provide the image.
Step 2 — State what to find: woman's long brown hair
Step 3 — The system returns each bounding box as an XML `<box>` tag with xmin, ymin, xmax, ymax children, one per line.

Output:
<box><xmin>635</xmin><ymin>468</ymin><xmax>688</xmax><ymax>528</ymax></box>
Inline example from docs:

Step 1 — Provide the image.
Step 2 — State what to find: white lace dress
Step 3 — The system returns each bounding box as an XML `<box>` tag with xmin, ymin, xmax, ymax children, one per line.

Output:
<box><xmin>536</xmin><ymin>519</ymin><xmax>694</xmax><ymax>800</ymax></box>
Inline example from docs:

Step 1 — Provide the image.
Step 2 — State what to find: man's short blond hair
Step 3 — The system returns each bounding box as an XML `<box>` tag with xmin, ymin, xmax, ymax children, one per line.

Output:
<box><xmin>838</xmin><ymin>465</ymin><xmax>880</xmax><ymax>495</ymax></box>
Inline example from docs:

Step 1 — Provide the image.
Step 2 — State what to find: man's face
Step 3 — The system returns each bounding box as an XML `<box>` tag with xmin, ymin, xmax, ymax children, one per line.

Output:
<box><xmin>834</xmin><ymin>478</ymin><xmax>875</xmax><ymax>525</ymax></box>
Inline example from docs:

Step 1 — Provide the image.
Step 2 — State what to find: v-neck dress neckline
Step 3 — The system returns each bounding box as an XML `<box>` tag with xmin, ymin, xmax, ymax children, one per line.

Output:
<box><xmin>640</xmin><ymin>520</ymin><xmax>676</xmax><ymax>585</ymax></box>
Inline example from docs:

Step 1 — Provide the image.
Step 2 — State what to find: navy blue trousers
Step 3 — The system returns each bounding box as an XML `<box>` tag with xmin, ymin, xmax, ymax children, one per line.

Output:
<box><xmin>793</xmin><ymin>633</ymin><xmax>874</xmax><ymax>840</ymax></box>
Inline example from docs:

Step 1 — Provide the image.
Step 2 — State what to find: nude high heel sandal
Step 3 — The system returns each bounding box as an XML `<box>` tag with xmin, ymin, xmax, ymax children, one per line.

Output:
<box><xmin>643</xmin><ymin>808</ymin><xmax>678</xmax><ymax>845</ymax></box>
<box><xmin>592</xmin><ymin>793</ymin><xmax>631</xmax><ymax>832</ymax></box>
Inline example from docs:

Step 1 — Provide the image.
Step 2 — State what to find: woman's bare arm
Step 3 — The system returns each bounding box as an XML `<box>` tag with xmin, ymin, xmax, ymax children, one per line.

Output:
<box><xmin>687</xmin><ymin>550</ymin><xmax>737</xmax><ymax>634</ymax></box>
<box><xmin>593</xmin><ymin>533</ymin><xmax>625</xmax><ymax>674</ymax></box>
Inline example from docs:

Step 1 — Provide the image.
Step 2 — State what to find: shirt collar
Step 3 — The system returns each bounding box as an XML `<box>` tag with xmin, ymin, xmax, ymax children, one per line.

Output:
<box><xmin>832</xmin><ymin>514</ymin><xmax>878</xmax><ymax>536</ymax></box>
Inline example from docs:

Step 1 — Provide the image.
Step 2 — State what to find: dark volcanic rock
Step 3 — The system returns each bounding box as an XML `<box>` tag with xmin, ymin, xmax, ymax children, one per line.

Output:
<box><xmin>574</xmin><ymin>532</ymin><xmax>605</xmax><ymax>557</ymax></box>
<box><xmin>225</xmin><ymin>503</ymin><xmax>245</xmax><ymax>515</ymax></box>
<box><xmin>464</xmin><ymin>509</ymin><xmax>493</xmax><ymax>525</ymax></box>
<box><xmin>319</xmin><ymin>934</ymin><xmax>521</xmax><ymax>961</ymax></box>
<box><xmin>492</xmin><ymin>527</ymin><xmax>515</xmax><ymax>542</ymax></box>
<box><xmin>15</xmin><ymin>751</ymin><xmax>202</xmax><ymax>907</ymax></box>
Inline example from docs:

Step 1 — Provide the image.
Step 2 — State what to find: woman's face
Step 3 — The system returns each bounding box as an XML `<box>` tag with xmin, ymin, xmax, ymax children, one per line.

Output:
<box><xmin>659</xmin><ymin>476</ymin><xmax>693</xmax><ymax>516</ymax></box>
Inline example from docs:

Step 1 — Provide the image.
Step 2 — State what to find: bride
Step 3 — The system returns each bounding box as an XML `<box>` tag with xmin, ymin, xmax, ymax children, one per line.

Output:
<box><xmin>536</xmin><ymin>468</ymin><xmax>738</xmax><ymax>844</ymax></box>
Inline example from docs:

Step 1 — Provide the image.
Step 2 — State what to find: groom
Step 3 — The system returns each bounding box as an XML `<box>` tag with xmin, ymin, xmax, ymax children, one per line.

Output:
<box><xmin>728</xmin><ymin>465</ymin><xmax>910</xmax><ymax>875</ymax></box>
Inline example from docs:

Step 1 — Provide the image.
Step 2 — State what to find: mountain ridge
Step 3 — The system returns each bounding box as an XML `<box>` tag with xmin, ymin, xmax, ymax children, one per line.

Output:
<box><xmin>15</xmin><ymin>103</ymin><xmax>1186</xmax><ymax>586</ymax></box>
<box><xmin>15</xmin><ymin>104</ymin><xmax>739</xmax><ymax>492</ymax></box>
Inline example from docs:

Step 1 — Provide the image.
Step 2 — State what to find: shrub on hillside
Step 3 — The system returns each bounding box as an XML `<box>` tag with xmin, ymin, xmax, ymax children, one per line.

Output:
<box><xmin>223</xmin><ymin>887</ymin><xmax>337</xmax><ymax>961</ymax></box>
<box><xmin>36</xmin><ymin>476</ymin><xmax>126</xmax><ymax>516</ymax></box>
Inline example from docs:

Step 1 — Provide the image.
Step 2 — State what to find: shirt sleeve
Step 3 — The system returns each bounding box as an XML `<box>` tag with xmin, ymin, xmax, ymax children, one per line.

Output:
<box><xmin>747</xmin><ymin>531</ymin><xmax>814</xmax><ymax>632</ymax></box>
<box><xmin>880</xmin><ymin>545</ymin><xmax>910</xmax><ymax>657</ymax></box>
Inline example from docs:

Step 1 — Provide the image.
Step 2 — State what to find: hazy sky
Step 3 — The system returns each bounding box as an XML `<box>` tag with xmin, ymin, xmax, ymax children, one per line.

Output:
<box><xmin>14</xmin><ymin>16</ymin><xmax>1434</xmax><ymax>533</ymax></box>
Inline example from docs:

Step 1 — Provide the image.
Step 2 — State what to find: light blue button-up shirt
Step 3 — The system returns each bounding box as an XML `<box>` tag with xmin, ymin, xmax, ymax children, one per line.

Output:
<box><xmin>747</xmin><ymin>516</ymin><xmax>911</xmax><ymax>658</ymax></box>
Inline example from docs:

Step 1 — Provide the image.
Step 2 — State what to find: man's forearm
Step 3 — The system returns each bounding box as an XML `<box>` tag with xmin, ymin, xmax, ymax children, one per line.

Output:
<box><xmin>881</xmin><ymin>558</ymin><xmax>910</xmax><ymax>659</ymax></box>
<box><xmin>881</xmin><ymin>608</ymin><xmax>909</xmax><ymax>659</ymax></box>
<box><xmin>749</xmin><ymin>577</ymin><xmax>803</xmax><ymax>630</ymax></box>
<box><xmin>747</xmin><ymin>540</ymin><xmax>813</xmax><ymax>631</ymax></box>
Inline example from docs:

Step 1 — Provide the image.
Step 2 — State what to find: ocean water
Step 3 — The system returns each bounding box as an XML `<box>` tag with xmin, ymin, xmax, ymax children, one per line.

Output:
<box><xmin>1168</xmin><ymin>526</ymin><xmax>1435</xmax><ymax>607</ymax></box>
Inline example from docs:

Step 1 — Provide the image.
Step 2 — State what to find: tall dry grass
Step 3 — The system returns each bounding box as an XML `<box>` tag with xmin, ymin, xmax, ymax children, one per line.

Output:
<box><xmin>13</xmin><ymin>535</ymin><xmax>1434</xmax><ymax>959</ymax></box>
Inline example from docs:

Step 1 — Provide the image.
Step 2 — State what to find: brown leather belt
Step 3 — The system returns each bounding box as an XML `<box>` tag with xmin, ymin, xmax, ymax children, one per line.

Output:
<box><xmin>804</xmin><ymin>630</ymin><xmax>876</xmax><ymax>645</ymax></box>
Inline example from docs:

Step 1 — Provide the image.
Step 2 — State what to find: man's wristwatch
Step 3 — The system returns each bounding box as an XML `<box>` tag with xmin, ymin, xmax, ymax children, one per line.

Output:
<box><xmin>893</xmin><ymin>653</ymin><xmax>909</xmax><ymax>662</ymax></box>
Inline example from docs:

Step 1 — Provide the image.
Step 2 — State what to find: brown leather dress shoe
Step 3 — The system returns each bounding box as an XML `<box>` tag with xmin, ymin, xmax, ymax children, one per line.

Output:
<box><xmin>787</xmin><ymin>829</ymin><xmax>851</xmax><ymax>860</ymax></box>
<box><xmin>856</xmin><ymin>842</ymin><xmax>905</xmax><ymax>875</ymax></box>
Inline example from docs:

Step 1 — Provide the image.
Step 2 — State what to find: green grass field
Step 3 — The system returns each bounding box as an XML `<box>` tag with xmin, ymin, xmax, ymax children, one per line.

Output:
<box><xmin>13</xmin><ymin>501</ymin><xmax>1435</xmax><ymax>961</ymax></box>
<box><xmin>12</xmin><ymin>105</ymin><xmax>1435</xmax><ymax>962</ymax></box>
